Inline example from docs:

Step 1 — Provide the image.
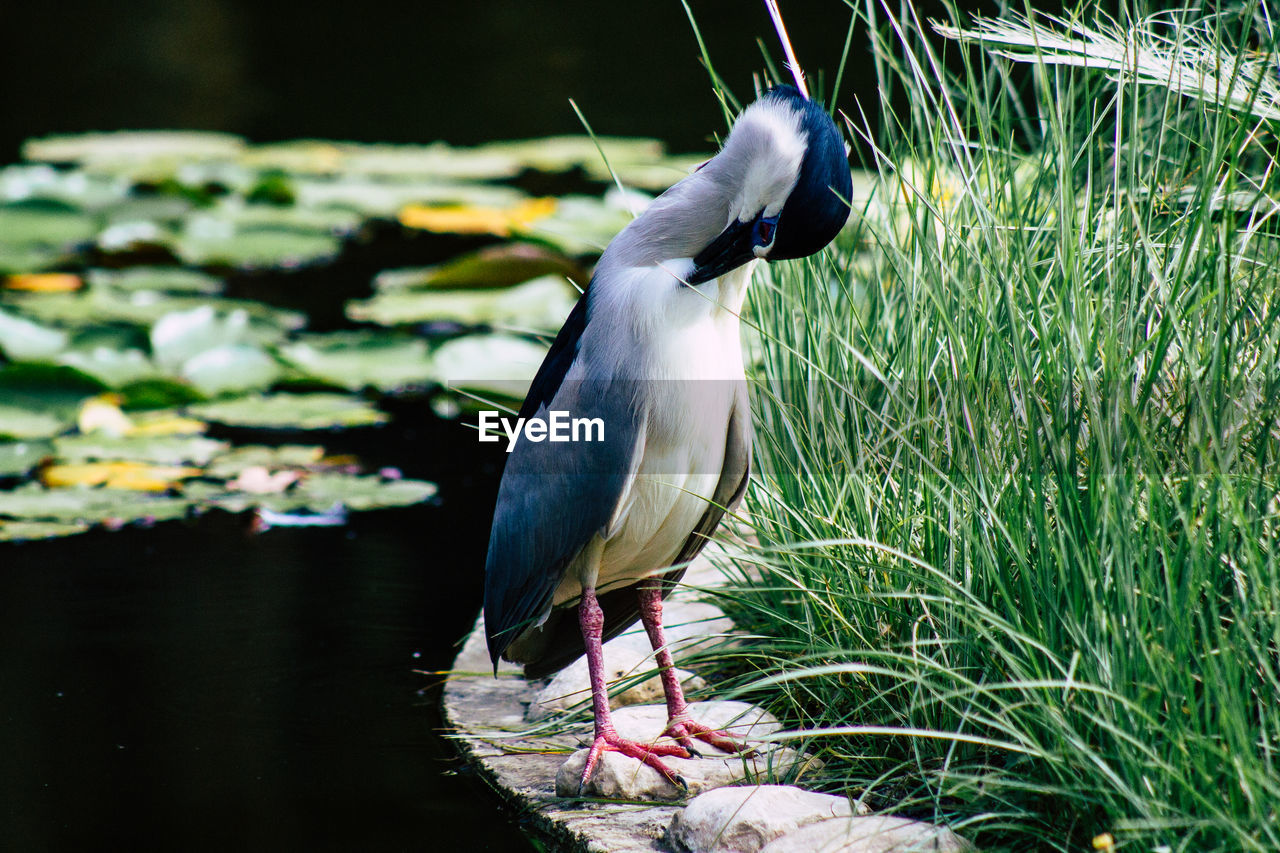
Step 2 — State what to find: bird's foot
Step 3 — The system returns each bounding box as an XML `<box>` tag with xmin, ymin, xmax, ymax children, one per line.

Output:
<box><xmin>662</xmin><ymin>714</ymin><xmax>756</xmax><ymax>757</ymax></box>
<box><xmin>578</xmin><ymin>729</ymin><xmax>690</xmax><ymax>794</ymax></box>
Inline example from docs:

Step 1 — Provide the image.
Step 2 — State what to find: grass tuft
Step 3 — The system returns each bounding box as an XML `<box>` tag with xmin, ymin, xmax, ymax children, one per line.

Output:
<box><xmin>722</xmin><ymin>2</ymin><xmax>1280</xmax><ymax>849</ymax></box>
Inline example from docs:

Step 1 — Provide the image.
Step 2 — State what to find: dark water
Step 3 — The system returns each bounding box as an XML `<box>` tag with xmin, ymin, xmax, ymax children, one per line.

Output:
<box><xmin>0</xmin><ymin>409</ymin><xmax>534</xmax><ymax>850</ymax></box>
<box><xmin>1</xmin><ymin>0</ymin><xmax>883</xmax><ymax>164</ymax></box>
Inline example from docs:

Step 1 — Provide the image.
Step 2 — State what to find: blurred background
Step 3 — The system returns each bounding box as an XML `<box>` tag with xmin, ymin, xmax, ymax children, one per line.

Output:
<box><xmin>0</xmin><ymin>0</ymin><xmax>882</xmax><ymax>165</ymax></box>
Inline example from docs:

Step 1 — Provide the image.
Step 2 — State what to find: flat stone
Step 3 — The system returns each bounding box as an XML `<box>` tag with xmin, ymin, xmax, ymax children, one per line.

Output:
<box><xmin>556</xmin><ymin>702</ymin><xmax>814</xmax><ymax>801</ymax></box>
<box><xmin>759</xmin><ymin>816</ymin><xmax>970</xmax><ymax>853</ymax></box>
<box><xmin>668</xmin><ymin>785</ymin><xmax>855</xmax><ymax>852</ymax></box>
<box><xmin>527</xmin><ymin>633</ymin><xmax>707</xmax><ymax>721</ymax></box>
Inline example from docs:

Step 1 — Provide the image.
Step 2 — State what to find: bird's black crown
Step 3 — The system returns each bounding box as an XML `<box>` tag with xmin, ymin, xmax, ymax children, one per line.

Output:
<box><xmin>763</xmin><ymin>85</ymin><xmax>852</xmax><ymax>261</ymax></box>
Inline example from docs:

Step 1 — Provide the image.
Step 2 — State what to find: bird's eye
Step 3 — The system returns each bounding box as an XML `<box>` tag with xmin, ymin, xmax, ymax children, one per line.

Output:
<box><xmin>753</xmin><ymin>216</ymin><xmax>778</xmax><ymax>247</ymax></box>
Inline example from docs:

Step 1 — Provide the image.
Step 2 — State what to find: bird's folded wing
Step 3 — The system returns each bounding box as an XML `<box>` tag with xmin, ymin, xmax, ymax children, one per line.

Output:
<box><xmin>516</xmin><ymin>381</ymin><xmax>752</xmax><ymax>679</ymax></box>
<box><xmin>483</xmin><ymin>289</ymin><xmax>647</xmax><ymax>666</ymax></box>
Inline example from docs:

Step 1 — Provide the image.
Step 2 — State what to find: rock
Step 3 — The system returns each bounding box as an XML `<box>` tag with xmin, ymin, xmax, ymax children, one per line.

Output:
<box><xmin>759</xmin><ymin>816</ymin><xmax>969</xmax><ymax>852</ymax></box>
<box><xmin>668</xmin><ymin>785</ymin><xmax>855</xmax><ymax>852</ymax></box>
<box><xmin>555</xmin><ymin>702</ymin><xmax>815</xmax><ymax>801</ymax></box>
<box><xmin>526</xmin><ymin>599</ymin><xmax>736</xmax><ymax>723</ymax></box>
<box><xmin>527</xmin><ymin>633</ymin><xmax>707</xmax><ymax>722</ymax></box>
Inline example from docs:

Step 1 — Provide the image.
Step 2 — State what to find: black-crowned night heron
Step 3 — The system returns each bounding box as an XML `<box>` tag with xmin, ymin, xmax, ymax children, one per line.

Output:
<box><xmin>484</xmin><ymin>83</ymin><xmax>851</xmax><ymax>791</ymax></box>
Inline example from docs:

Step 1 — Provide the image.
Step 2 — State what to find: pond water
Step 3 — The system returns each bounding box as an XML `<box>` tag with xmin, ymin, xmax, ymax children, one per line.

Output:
<box><xmin>0</xmin><ymin>0</ymin><xmax>868</xmax><ymax>164</ymax></box>
<box><xmin>0</xmin><ymin>407</ymin><xmax>535</xmax><ymax>850</ymax></box>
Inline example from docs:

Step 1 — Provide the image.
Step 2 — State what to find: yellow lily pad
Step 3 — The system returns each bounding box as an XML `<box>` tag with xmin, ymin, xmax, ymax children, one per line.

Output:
<box><xmin>398</xmin><ymin>197</ymin><xmax>556</xmax><ymax>236</ymax></box>
<box><xmin>5</xmin><ymin>273</ymin><xmax>83</xmax><ymax>292</ymax></box>
<box><xmin>127</xmin><ymin>412</ymin><xmax>207</xmax><ymax>436</ymax></box>
<box><xmin>40</xmin><ymin>461</ymin><xmax>202</xmax><ymax>491</ymax></box>
<box><xmin>371</xmin><ymin>242</ymin><xmax>584</xmax><ymax>291</ymax></box>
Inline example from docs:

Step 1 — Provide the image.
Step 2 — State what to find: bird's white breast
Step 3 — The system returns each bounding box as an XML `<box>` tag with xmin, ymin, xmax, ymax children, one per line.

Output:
<box><xmin>553</xmin><ymin>261</ymin><xmax>753</xmax><ymax>604</ymax></box>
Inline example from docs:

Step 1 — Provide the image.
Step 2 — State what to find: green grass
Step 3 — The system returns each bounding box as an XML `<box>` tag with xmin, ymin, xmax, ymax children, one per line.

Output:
<box><xmin>718</xmin><ymin>2</ymin><xmax>1280</xmax><ymax>850</ymax></box>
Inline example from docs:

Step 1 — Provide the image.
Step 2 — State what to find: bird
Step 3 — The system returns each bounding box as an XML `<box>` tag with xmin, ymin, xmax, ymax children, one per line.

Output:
<box><xmin>483</xmin><ymin>82</ymin><xmax>852</xmax><ymax>792</ymax></box>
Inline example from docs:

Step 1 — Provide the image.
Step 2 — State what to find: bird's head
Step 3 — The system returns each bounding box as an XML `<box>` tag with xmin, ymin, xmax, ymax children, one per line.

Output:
<box><xmin>688</xmin><ymin>85</ymin><xmax>852</xmax><ymax>285</ymax></box>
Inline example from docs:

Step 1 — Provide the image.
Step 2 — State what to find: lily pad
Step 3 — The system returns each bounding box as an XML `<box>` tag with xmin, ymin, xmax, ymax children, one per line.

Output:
<box><xmin>57</xmin><ymin>347</ymin><xmax>158</xmax><ymax>388</ymax></box>
<box><xmin>0</xmin><ymin>440</ymin><xmax>54</xmax><ymax>476</ymax></box>
<box><xmin>22</xmin><ymin>131</ymin><xmax>246</xmax><ymax>168</ymax></box>
<box><xmin>126</xmin><ymin>410</ymin><xmax>207</xmax><ymax>437</ymax></box>
<box><xmin>479</xmin><ymin>136</ymin><xmax>664</xmax><ymax>175</ymax></box>
<box><xmin>347</xmin><ymin>274</ymin><xmax>576</xmax><ymax>330</ymax></box>
<box><xmin>175</xmin><ymin>220</ymin><xmax>344</xmax><ymax>269</ymax></box>
<box><xmin>0</xmin><ymin>405</ymin><xmax>69</xmax><ymax>439</ymax></box>
<box><xmin>0</xmin><ymin>202</ymin><xmax>100</xmax><ymax>246</ymax></box>
<box><xmin>147</xmin><ymin>306</ymin><xmax>284</xmax><ymax>395</ymax></box>
<box><xmin>151</xmin><ymin>306</ymin><xmax>258</xmax><ymax>371</ymax></box>
<box><xmin>0</xmin><ymin>519</ymin><xmax>91</xmax><ymax>542</ymax></box>
<box><xmin>525</xmin><ymin>192</ymin><xmax>637</xmax><ymax>255</ymax></box>
<box><xmin>188</xmin><ymin>393</ymin><xmax>389</xmax><ymax>430</ymax></box>
<box><xmin>586</xmin><ymin>153</ymin><xmax>709</xmax><ymax>191</ymax></box>
<box><xmin>0</xmin><ymin>244</ymin><xmax>66</xmax><ymax>274</ymax></box>
<box><xmin>278</xmin><ymin>332</ymin><xmax>436</xmax><ymax>392</ymax></box>
<box><xmin>116</xmin><ymin>378</ymin><xmax>206</xmax><ymax>409</ymax></box>
<box><xmin>397</xmin><ymin>197</ymin><xmax>556</xmax><ymax>237</ymax></box>
<box><xmin>292</xmin><ymin>175</ymin><xmax>526</xmax><ymax>216</ymax></box>
<box><xmin>5</xmin><ymin>287</ymin><xmax>305</xmax><ymax>332</ymax></box>
<box><xmin>373</xmin><ymin>243</ymin><xmax>584</xmax><ymax>291</ymax></box>
<box><xmin>95</xmin><ymin>218</ymin><xmax>180</xmax><ymax>253</ymax></box>
<box><xmin>0</xmin><ymin>307</ymin><xmax>69</xmax><ymax>361</ymax></box>
<box><xmin>204</xmin><ymin>444</ymin><xmax>325</xmax><ymax>478</ymax></box>
<box><xmin>181</xmin><ymin>345</ymin><xmax>283</xmax><ymax>397</ymax></box>
<box><xmin>339</xmin><ymin>142</ymin><xmax>522</xmax><ymax>181</ymax></box>
<box><xmin>237</xmin><ymin>140</ymin><xmax>346</xmax><ymax>175</ymax></box>
<box><xmin>4</xmin><ymin>273</ymin><xmax>83</xmax><ymax>293</ymax></box>
<box><xmin>430</xmin><ymin>333</ymin><xmax>549</xmax><ymax>400</ymax></box>
<box><xmin>213</xmin><ymin>199</ymin><xmax>362</xmax><ymax>233</ymax></box>
<box><xmin>40</xmin><ymin>461</ymin><xmax>203</xmax><ymax>491</ymax></box>
<box><xmin>188</xmin><ymin>472</ymin><xmax>436</xmax><ymax>514</ymax></box>
<box><xmin>0</xmin><ymin>365</ymin><xmax>104</xmax><ymax>419</ymax></box>
<box><xmin>0</xmin><ymin>163</ymin><xmax>130</xmax><ymax>210</ymax></box>
<box><xmin>0</xmin><ymin>482</ymin><xmax>192</xmax><ymax>524</ymax></box>
<box><xmin>86</xmin><ymin>267</ymin><xmax>223</xmax><ymax>294</ymax></box>
<box><xmin>53</xmin><ymin>434</ymin><xmax>229</xmax><ymax>465</ymax></box>
<box><xmin>281</xmin><ymin>472</ymin><xmax>437</xmax><ymax>511</ymax></box>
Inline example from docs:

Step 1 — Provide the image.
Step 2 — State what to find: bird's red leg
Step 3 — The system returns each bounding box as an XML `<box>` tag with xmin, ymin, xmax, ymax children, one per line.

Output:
<box><xmin>577</xmin><ymin>585</ymin><xmax>689</xmax><ymax>793</ymax></box>
<box><xmin>637</xmin><ymin>581</ymin><xmax>752</xmax><ymax>755</ymax></box>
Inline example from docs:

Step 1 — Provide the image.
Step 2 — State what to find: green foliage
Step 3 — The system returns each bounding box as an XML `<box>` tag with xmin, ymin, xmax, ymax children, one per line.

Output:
<box><xmin>728</xmin><ymin>2</ymin><xmax>1280</xmax><ymax>850</ymax></box>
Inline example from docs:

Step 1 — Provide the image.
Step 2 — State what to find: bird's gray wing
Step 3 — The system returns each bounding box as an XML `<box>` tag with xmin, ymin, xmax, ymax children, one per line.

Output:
<box><xmin>519</xmin><ymin>381</ymin><xmax>752</xmax><ymax>679</ymax></box>
<box><xmin>668</xmin><ymin>379</ymin><xmax>753</xmax><ymax>569</ymax></box>
<box><xmin>483</xmin><ymin>292</ymin><xmax>645</xmax><ymax>668</ymax></box>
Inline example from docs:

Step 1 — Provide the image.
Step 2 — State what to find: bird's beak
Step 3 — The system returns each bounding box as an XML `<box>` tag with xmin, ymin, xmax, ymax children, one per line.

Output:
<box><xmin>688</xmin><ymin>217</ymin><xmax>758</xmax><ymax>284</ymax></box>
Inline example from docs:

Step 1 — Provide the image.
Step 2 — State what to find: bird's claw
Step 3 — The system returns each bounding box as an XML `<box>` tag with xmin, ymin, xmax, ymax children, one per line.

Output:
<box><xmin>577</xmin><ymin>730</ymin><xmax>691</xmax><ymax>794</ymax></box>
<box><xmin>663</xmin><ymin>716</ymin><xmax>756</xmax><ymax>757</ymax></box>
